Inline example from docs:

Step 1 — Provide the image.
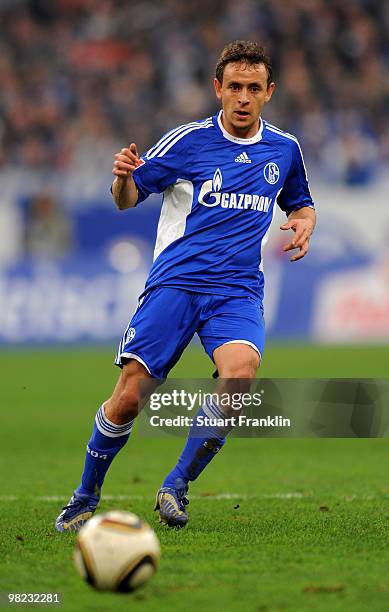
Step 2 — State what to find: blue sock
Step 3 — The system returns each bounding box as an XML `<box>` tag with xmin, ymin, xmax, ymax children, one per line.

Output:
<box><xmin>162</xmin><ymin>398</ymin><xmax>233</xmax><ymax>488</ymax></box>
<box><xmin>76</xmin><ymin>404</ymin><xmax>133</xmax><ymax>502</ymax></box>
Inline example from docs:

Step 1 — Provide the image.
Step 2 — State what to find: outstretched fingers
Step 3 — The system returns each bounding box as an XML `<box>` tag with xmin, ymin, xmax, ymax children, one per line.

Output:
<box><xmin>289</xmin><ymin>240</ymin><xmax>310</xmax><ymax>262</ymax></box>
<box><xmin>280</xmin><ymin>219</ymin><xmax>313</xmax><ymax>262</ymax></box>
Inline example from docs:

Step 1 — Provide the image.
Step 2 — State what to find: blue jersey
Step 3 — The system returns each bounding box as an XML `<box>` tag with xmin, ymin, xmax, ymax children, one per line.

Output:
<box><xmin>133</xmin><ymin>111</ymin><xmax>314</xmax><ymax>300</ymax></box>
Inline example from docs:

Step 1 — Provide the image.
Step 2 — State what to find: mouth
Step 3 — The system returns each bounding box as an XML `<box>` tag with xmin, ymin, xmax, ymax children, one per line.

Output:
<box><xmin>234</xmin><ymin>110</ymin><xmax>250</xmax><ymax>119</ymax></box>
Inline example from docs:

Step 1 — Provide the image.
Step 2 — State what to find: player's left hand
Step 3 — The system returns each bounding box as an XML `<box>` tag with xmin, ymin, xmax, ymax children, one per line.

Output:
<box><xmin>280</xmin><ymin>218</ymin><xmax>314</xmax><ymax>262</ymax></box>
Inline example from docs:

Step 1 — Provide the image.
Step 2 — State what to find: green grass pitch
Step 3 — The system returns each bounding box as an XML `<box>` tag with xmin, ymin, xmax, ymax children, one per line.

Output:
<box><xmin>1</xmin><ymin>344</ymin><xmax>389</xmax><ymax>611</ymax></box>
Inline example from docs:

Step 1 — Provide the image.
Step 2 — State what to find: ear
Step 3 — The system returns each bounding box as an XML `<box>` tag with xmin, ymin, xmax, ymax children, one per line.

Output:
<box><xmin>214</xmin><ymin>77</ymin><xmax>222</xmax><ymax>100</ymax></box>
<box><xmin>265</xmin><ymin>82</ymin><xmax>276</xmax><ymax>104</ymax></box>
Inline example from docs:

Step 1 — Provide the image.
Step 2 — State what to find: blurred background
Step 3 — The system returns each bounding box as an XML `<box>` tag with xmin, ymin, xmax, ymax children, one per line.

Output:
<box><xmin>0</xmin><ymin>0</ymin><xmax>388</xmax><ymax>348</ymax></box>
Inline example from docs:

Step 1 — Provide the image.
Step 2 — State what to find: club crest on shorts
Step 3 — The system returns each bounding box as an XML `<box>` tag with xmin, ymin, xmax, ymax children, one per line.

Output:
<box><xmin>264</xmin><ymin>163</ymin><xmax>280</xmax><ymax>184</ymax></box>
<box><xmin>126</xmin><ymin>327</ymin><xmax>136</xmax><ymax>342</ymax></box>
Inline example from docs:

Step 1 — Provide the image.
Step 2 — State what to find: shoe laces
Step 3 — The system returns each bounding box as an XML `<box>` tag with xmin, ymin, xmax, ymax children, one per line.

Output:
<box><xmin>174</xmin><ymin>482</ymin><xmax>189</xmax><ymax>508</ymax></box>
<box><xmin>62</xmin><ymin>495</ymin><xmax>87</xmax><ymax>512</ymax></box>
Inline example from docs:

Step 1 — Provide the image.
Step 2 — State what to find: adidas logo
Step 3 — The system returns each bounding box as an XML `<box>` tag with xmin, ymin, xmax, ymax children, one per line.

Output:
<box><xmin>235</xmin><ymin>152</ymin><xmax>252</xmax><ymax>164</ymax></box>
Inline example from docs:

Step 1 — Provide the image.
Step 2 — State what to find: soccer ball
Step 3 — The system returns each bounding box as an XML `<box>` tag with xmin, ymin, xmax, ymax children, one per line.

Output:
<box><xmin>74</xmin><ymin>511</ymin><xmax>160</xmax><ymax>592</ymax></box>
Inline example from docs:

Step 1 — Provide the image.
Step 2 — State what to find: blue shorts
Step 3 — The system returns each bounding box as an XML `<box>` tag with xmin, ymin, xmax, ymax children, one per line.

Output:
<box><xmin>115</xmin><ymin>288</ymin><xmax>265</xmax><ymax>379</ymax></box>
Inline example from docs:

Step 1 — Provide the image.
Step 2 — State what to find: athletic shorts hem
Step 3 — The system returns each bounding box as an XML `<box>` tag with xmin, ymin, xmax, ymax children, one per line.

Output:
<box><xmin>115</xmin><ymin>352</ymin><xmax>153</xmax><ymax>375</ymax></box>
<box><xmin>220</xmin><ymin>339</ymin><xmax>262</xmax><ymax>360</ymax></box>
<box><xmin>210</xmin><ymin>339</ymin><xmax>262</xmax><ymax>364</ymax></box>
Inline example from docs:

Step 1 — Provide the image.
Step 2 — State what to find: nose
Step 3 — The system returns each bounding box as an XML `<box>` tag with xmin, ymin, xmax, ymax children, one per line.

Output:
<box><xmin>238</xmin><ymin>88</ymin><xmax>249</xmax><ymax>105</ymax></box>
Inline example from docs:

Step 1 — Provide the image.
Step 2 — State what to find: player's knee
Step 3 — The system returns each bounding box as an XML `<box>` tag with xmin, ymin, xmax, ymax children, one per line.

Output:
<box><xmin>214</xmin><ymin>344</ymin><xmax>260</xmax><ymax>379</ymax></box>
<box><xmin>222</xmin><ymin>365</ymin><xmax>257</xmax><ymax>379</ymax></box>
<box><xmin>105</xmin><ymin>387</ymin><xmax>140</xmax><ymax>423</ymax></box>
<box><xmin>219</xmin><ymin>356</ymin><xmax>259</xmax><ymax>379</ymax></box>
<box><xmin>115</xmin><ymin>388</ymin><xmax>140</xmax><ymax>419</ymax></box>
<box><xmin>115</xmin><ymin>361</ymin><xmax>150</xmax><ymax>418</ymax></box>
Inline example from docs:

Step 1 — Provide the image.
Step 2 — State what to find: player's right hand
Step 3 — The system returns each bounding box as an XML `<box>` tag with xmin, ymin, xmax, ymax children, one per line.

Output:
<box><xmin>112</xmin><ymin>143</ymin><xmax>142</xmax><ymax>178</ymax></box>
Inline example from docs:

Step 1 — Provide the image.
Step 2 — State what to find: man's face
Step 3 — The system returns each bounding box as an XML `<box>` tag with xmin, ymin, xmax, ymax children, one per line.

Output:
<box><xmin>214</xmin><ymin>62</ymin><xmax>275</xmax><ymax>138</ymax></box>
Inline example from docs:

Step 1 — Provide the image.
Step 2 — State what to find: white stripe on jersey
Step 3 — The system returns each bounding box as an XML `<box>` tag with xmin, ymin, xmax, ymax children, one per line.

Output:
<box><xmin>154</xmin><ymin>179</ymin><xmax>194</xmax><ymax>260</ymax></box>
<box><xmin>265</xmin><ymin>124</ymin><xmax>309</xmax><ymax>184</ymax></box>
<box><xmin>259</xmin><ymin>187</ymin><xmax>281</xmax><ymax>273</ymax></box>
<box><xmin>264</xmin><ymin>122</ymin><xmax>298</xmax><ymax>142</ymax></box>
<box><xmin>146</xmin><ymin>119</ymin><xmax>211</xmax><ymax>159</ymax></box>
<box><xmin>154</xmin><ymin>121</ymin><xmax>214</xmax><ymax>159</ymax></box>
<box><xmin>146</xmin><ymin>118</ymin><xmax>213</xmax><ymax>160</ymax></box>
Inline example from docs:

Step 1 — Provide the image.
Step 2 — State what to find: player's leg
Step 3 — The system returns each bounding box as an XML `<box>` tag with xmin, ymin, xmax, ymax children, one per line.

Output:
<box><xmin>55</xmin><ymin>360</ymin><xmax>151</xmax><ymax>532</ymax></box>
<box><xmin>156</xmin><ymin>295</ymin><xmax>263</xmax><ymax>527</ymax></box>
<box><xmin>76</xmin><ymin>360</ymin><xmax>152</xmax><ymax>495</ymax></box>
<box><xmin>56</xmin><ymin>287</ymin><xmax>199</xmax><ymax>532</ymax></box>
<box><xmin>158</xmin><ymin>345</ymin><xmax>259</xmax><ymax>502</ymax></box>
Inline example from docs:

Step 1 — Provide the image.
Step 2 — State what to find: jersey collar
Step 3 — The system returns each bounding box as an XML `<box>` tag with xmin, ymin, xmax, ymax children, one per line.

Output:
<box><xmin>216</xmin><ymin>110</ymin><xmax>263</xmax><ymax>144</ymax></box>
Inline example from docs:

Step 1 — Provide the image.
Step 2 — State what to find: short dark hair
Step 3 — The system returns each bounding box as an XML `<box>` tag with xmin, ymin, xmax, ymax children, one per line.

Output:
<box><xmin>216</xmin><ymin>40</ymin><xmax>273</xmax><ymax>86</ymax></box>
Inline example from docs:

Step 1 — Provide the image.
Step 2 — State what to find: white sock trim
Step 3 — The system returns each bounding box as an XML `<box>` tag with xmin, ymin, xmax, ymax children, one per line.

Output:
<box><xmin>95</xmin><ymin>404</ymin><xmax>133</xmax><ymax>438</ymax></box>
<box><xmin>202</xmin><ymin>397</ymin><xmax>226</xmax><ymax>420</ymax></box>
<box><xmin>201</xmin><ymin>397</ymin><xmax>234</xmax><ymax>436</ymax></box>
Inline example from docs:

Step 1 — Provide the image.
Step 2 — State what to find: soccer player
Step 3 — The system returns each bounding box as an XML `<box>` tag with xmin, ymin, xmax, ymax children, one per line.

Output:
<box><xmin>56</xmin><ymin>41</ymin><xmax>315</xmax><ymax>531</ymax></box>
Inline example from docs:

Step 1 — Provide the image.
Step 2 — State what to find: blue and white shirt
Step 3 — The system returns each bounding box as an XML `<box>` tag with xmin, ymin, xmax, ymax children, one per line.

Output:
<box><xmin>132</xmin><ymin>110</ymin><xmax>314</xmax><ymax>300</ymax></box>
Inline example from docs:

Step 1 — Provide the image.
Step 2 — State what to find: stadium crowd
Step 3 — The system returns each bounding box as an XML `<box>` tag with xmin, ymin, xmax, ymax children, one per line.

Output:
<box><xmin>0</xmin><ymin>0</ymin><xmax>388</xmax><ymax>184</ymax></box>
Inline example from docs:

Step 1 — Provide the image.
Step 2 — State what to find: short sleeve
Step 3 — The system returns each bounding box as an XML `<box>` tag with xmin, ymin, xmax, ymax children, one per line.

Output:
<box><xmin>277</xmin><ymin>139</ymin><xmax>314</xmax><ymax>216</ymax></box>
<box><xmin>132</xmin><ymin>130</ymin><xmax>192</xmax><ymax>204</ymax></box>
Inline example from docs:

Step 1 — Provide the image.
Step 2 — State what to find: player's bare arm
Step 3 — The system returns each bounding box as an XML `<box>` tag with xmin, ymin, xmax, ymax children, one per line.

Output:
<box><xmin>280</xmin><ymin>206</ymin><xmax>316</xmax><ymax>262</ymax></box>
<box><xmin>111</xmin><ymin>143</ymin><xmax>140</xmax><ymax>210</ymax></box>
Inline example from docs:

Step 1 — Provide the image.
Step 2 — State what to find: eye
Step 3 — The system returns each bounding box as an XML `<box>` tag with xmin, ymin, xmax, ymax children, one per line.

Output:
<box><xmin>229</xmin><ymin>83</ymin><xmax>240</xmax><ymax>91</ymax></box>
